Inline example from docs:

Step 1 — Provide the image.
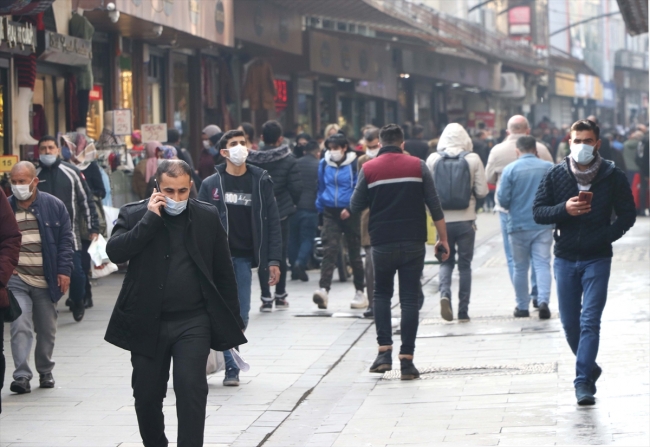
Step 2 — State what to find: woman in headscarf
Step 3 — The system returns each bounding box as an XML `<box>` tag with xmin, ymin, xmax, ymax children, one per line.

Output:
<box><xmin>132</xmin><ymin>141</ymin><xmax>162</xmax><ymax>199</ymax></box>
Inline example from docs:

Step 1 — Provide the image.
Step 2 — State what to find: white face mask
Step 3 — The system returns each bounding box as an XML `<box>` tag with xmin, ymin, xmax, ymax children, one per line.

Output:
<box><xmin>570</xmin><ymin>143</ymin><xmax>596</xmax><ymax>165</ymax></box>
<box><xmin>11</xmin><ymin>179</ymin><xmax>35</xmax><ymax>201</ymax></box>
<box><xmin>366</xmin><ymin>148</ymin><xmax>380</xmax><ymax>159</ymax></box>
<box><xmin>164</xmin><ymin>196</ymin><xmax>188</xmax><ymax>216</ymax></box>
<box><xmin>40</xmin><ymin>154</ymin><xmax>57</xmax><ymax>167</ymax></box>
<box><xmin>330</xmin><ymin>150</ymin><xmax>344</xmax><ymax>162</ymax></box>
<box><xmin>203</xmin><ymin>140</ymin><xmax>211</xmax><ymax>149</ymax></box>
<box><xmin>226</xmin><ymin>144</ymin><xmax>248</xmax><ymax>166</ymax></box>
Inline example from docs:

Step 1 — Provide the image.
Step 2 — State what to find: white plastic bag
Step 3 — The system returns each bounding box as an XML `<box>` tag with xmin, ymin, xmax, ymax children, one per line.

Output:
<box><xmin>230</xmin><ymin>348</ymin><xmax>250</xmax><ymax>372</ymax></box>
<box><xmin>91</xmin><ymin>261</ymin><xmax>118</xmax><ymax>279</ymax></box>
<box><xmin>206</xmin><ymin>349</ymin><xmax>225</xmax><ymax>375</ymax></box>
<box><xmin>104</xmin><ymin>206</ymin><xmax>120</xmax><ymax>238</ymax></box>
<box><xmin>88</xmin><ymin>234</ymin><xmax>110</xmax><ymax>267</ymax></box>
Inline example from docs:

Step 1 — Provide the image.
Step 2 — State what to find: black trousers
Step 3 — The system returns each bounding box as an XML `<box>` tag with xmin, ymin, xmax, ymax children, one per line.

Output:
<box><xmin>131</xmin><ymin>313</ymin><xmax>211</xmax><ymax>447</ymax></box>
<box><xmin>259</xmin><ymin>217</ymin><xmax>289</xmax><ymax>298</ymax></box>
<box><xmin>0</xmin><ymin>315</ymin><xmax>5</xmax><ymax>414</ymax></box>
<box><xmin>81</xmin><ymin>240</ymin><xmax>92</xmax><ymax>303</ymax></box>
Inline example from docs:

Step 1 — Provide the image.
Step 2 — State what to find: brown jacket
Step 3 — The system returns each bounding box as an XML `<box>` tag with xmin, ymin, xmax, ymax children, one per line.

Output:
<box><xmin>0</xmin><ymin>188</ymin><xmax>21</xmax><ymax>308</ymax></box>
<box><xmin>242</xmin><ymin>60</ymin><xmax>276</xmax><ymax>111</ymax></box>
<box><xmin>357</xmin><ymin>154</ymin><xmax>372</xmax><ymax>247</ymax></box>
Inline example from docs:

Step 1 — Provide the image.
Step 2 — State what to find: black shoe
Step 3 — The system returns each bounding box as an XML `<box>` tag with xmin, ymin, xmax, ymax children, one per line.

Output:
<box><xmin>293</xmin><ymin>265</ymin><xmax>309</xmax><ymax>282</ymax></box>
<box><xmin>369</xmin><ymin>350</ymin><xmax>392</xmax><ymax>373</ymax></box>
<box><xmin>65</xmin><ymin>298</ymin><xmax>72</xmax><ymax>308</ymax></box>
<box><xmin>223</xmin><ymin>368</ymin><xmax>240</xmax><ymax>387</ymax></box>
<box><xmin>532</xmin><ymin>298</ymin><xmax>539</xmax><ymax>308</ymax></box>
<box><xmin>260</xmin><ymin>300</ymin><xmax>273</xmax><ymax>313</ymax></box>
<box><xmin>400</xmin><ymin>358</ymin><xmax>420</xmax><ymax>380</ymax></box>
<box><xmin>440</xmin><ymin>296</ymin><xmax>453</xmax><ymax>321</ymax></box>
<box><xmin>538</xmin><ymin>302</ymin><xmax>551</xmax><ymax>319</ymax></box>
<box><xmin>84</xmin><ymin>297</ymin><xmax>94</xmax><ymax>309</ymax></box>
<box><xmin>72</xmin><ymin>301</ymin><xmax>85</xmax><ymax>322</ymax></box>
<box><xmin>39</xmin><ymin>373</ymin><xmax>55</xmax><ymax>388</ymax></box>
<box><xmin>513</xmin><ymin>307</ymin><xmax>530</xmax><ymax>318</ymax></box>
<box><xmin>10</xmin><ymin>377</ymin><xmax>31</xmax><ymax>394</ymax></box>
<box><xmin>458</xmin><ymin>311</ymin><xmax>470</xmax><ymax>322</ymax></box>
<box><xmin>591</xmin><ymin>364</ymin><xmax>602</xmax><ymax>395</ymax></box>
<box><xmin>575</xmin><ymin>383</ymin><xmax>595</xmax><ymax>405</ymax></box>
<box><xmin>363</xmin><ymin>307</ymin><xmax>374</xmax><ymax>319</ymax></box>
<box><xmin>274</xmin><ymin>293</ymin><xmax>290</xmax><ymax>310</ymax></box>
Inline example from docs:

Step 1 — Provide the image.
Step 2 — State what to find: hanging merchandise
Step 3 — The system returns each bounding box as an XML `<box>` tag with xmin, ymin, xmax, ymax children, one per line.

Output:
<box><xmin>69</xmin><ymin>11</ymin><xmax>95</xmax><ymax>131</ymax></box>
<box><xmin>242</xmin><ymin>58</ymin><xmax>277</xmax><ymax>111</ymax></box>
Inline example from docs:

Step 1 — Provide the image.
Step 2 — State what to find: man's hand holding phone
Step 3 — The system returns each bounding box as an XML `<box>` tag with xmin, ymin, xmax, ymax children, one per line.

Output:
<box><xmin>148</xmin><ymin>184</ymin><xmax>166</xmax><ymax>217</ymax></box>
<box><xmin>566</xmin><ymin>195</ymin><xmax>592</xmax><ymax>216</ymax></box>
<box><xmin>435</xmin><ymin>240</ymin><xmax>450</xmax><ymax>262</ymax></box>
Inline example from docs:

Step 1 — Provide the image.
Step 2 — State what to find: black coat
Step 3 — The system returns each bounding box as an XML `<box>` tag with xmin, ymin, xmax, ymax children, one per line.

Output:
<box><xmin>247</xmin><ymin>144</ymin><xmax>302</xmax><ymax>219</ymax></box>
<box><xmin>533</xmin><ymin>158</ymin><xmax>636</xmax><ymax>261</ymax></box>
<box><xmin>104</xmin><ymin>199</ymin><xmax>247</xmax><ymax>357</ymax></box>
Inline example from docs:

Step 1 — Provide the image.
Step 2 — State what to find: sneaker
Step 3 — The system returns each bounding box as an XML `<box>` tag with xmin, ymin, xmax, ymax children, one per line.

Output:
<box><xmin>591</xmin><ymin>364</ymin><xmax>602</xmax><ymax>395</ymax></box>
<box><xmin>260</xmin><ymin>299</ymin><xmax>273</xmax><ymax>312</ymax></box>
<box><xmin>293</xmin><ymin>265</ymin><xmax>309</xmax><ymax>282</ymax></box>
<box><xmin>39</xmin><ymin>373</ymin><xmax>55</xmax><ymax>389</ymax></box>
<box><xmin>363</xmin><ymin>307</ymin><xmax>374</xmax><ymax>319</ymax></box>
<box><xmin>313</xmin><ymin>288</ymin><xmax>328</xmax><ymax>309</ymax></box>
<box><xmin>223</xmin><ymin>369</ymin><xmax>240</xmax><ymax>387</ymax></box>
<box><xmin>440</xmin><ymin>296</ymin><xmax>453</xmax><ymax>321</ymax></box>
<box><xmin>274</xmin><ymin>293</ymin><xmax>290</xmax><ymax>310</ymax></box>
<box><xmin>575</xmin><ymin>383</ymin><xmax>595</xmax><ymax>406</ymax></box>
<box><xmin>400</xmin><ymin>358</ymin><xmax>420</xmax><ymax>380</ymax></box>
<box><xmin>369</xmin><ymin>350</ymin><xmax>392</xmax><ymax>373</ymax></box>
<box><xmin>513</xmin><ymin>307</ymin><xmax>530</xmax><ymax>318</ymax></box>
<box><xmin>458</xmin><ymin>311</ymin><xmax>470</xmax><ymax>322</ymax></box>
<box><xmin>538</xmin><ymin>302</ymin><xmax>551</xmax><ymax>319</ymax></box>
<box><xmin>10</xmin><ymin>377</ymin><xmax>31</xmax><ymax>394</ymax></box>
<box><xmin>350</xmin><ymin>290</ymin><xmax>368</xmax><ymax>309</ymax></box>
<box><xmin>391</xmin><ymin>317</ymin><xmax>401</xmax><ymax>328</ymax></box>
<box><xmin>72</xmin><ymin>301</ymin><xmax>85</xmax><ymax>322</ymax></box>
<box><xmin>532</xmin><ymin>298</ymin><xmax>539</xmax><ymax>308</ymax></box>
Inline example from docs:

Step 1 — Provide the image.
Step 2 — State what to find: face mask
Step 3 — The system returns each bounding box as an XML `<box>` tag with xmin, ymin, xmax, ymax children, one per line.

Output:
<box><xmin>203</xmin><ymin>140</ymin><xmax>211</xmax><ymax>149</ymax></box>
<box><xmin>366</xmin><ymin>148</ymin><xmax>380</xmax><ymax>159</ymax></box>
<box><xmin>227</xmin><ymin>144</ymin><xmax>248</xmax><ymax>166</ymax></box>
<box><xmin>570</xmin><ymin>143</ymin><xmax>595</xmax><ymax>165</ymax></box>
<box><xmin>40</xmin><ymin>154</ymin><xmax>57</xmax><ymax>167</ymax></box>
<box><xmin>330</xmin><ymin>150</ymin><xmax>344</xmax><ymax>162</ymax></box>
<box><xmin>11</xmin><ymin>179</ymin><xmax>35</xmax><ymax>201</ymax></box>
<box><xmin>164</xmin><ymin>196</ymin><xmax>188</xmax><ymax>216</ymax></box>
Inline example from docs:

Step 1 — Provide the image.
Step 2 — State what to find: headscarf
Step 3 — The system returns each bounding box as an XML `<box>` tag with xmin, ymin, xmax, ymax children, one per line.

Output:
<box><xmin>131</xmin><ymin>130</ymin><xmax>142</xmax><ymax>145</ymax></box>
<box><xmin>162</xmin><ymin>146</ymin><xmax>177</xmax><ymax>159</ymax></box>
<box><xmin>144</xmin><ymin>141</ymin><xmax>162</xmax><ymax>182</ymax></box>
<box><xmin>202</xmin><ymin>125</ymin><xmax>222</xmax><ymax>139</ymax></box>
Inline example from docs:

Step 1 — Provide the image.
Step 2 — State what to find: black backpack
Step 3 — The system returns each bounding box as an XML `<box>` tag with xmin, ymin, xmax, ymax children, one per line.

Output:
<box><xmin>434</xmin><ymin>151</ymin><xmax>472</xmax><ymax>210</ymax></box>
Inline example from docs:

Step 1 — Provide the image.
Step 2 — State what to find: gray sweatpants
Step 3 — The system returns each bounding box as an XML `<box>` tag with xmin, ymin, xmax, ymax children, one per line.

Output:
<box><xmin>9</xmin><ymin>276</ymin><xmax>57</xmax><ymax>381</ymax></box>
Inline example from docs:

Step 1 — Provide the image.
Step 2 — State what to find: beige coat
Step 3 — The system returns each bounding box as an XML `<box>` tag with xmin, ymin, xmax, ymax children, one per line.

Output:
<box><xmin>357</xmin><ymin>154</ymin><xmax>372</xmax><ymax>247</ymax></box>
<box><xmin>426</xmin><ymin>123</ymin><xmax>489</xmax><ymax>223</ymax></box>
<box><xmin>485</xmin><ymin>134</ymin><xmax>553</xmax><ymax>212</ymax></box>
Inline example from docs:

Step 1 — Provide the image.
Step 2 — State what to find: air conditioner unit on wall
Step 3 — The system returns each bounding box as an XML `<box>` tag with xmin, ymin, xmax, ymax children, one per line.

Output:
<box><xmin>499</xmin><ymin>72</ymin><xmax>526</xmax><ymax>98</ymax></box>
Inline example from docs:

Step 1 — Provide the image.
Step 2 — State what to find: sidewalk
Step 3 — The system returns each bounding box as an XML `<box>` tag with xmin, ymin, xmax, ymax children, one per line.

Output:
<box><xmin>1</xmin><ymin>213</ymin><xmax>648</xmax><ymax>446</ymax></box>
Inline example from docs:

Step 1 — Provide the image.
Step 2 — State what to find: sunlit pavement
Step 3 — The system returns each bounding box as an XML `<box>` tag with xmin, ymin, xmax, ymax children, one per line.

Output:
<box><xmin>1</xmin><ymin>213</ymin><xmax>648</xmax><ymax>446</ymax></box>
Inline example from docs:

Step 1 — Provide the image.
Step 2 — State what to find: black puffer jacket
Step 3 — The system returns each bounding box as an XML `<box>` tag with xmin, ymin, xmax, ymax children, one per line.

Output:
<box><xmin>533</xmin><ymin>158</ymin><xmax>636</xmax><ymax>261</ymax></box>
<box><xmin>247</xmin><ymin>144</ymin><xmax>302</xmax><ymax>219</ymax></box>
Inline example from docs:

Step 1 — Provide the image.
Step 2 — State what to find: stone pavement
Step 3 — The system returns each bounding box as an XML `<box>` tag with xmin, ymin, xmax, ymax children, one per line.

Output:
<box><xmin>1</xmin><ymin>213</ymin><xmax>648</xmax><ymax>446</ymax></box>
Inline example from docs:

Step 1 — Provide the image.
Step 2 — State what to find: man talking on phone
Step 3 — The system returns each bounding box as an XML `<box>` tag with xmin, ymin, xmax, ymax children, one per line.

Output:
<box><xmin>105</xmin><ymin>160</ymin><xmax>246</xmax><ymax>447</ymax></box>
<box><xmin>533</xmin><ymin>119</ymin><xmax>636</xmax><ymax>406</ymax></box>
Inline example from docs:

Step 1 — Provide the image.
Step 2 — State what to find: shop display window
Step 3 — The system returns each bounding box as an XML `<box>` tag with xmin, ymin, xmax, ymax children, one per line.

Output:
<box><xmin>172</xmin><ymin>53</ymin><xmax>190</xmax><ymax>148</ymax></box>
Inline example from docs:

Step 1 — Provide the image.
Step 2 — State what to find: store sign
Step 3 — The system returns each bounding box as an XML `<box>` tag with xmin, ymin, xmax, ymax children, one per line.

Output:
<box><xmin>554</xmin><ymin>73</ymin><xmax>603</xmax><ymax>100</ymax></box>
<box><xmin>141</xmin><ymin>123</ymin><xmax>168</xmax><ymax>143</ymax></box>
<box><xmin>107</xmin><ymin>109</ymin><xmax>133</xmax><ymax>136</ymax></box>
<box><xmin>274</xmin><ymin>80</ymin><xmax>288</xmax><ymax>114</ymax></box>
<box><xmin>0</xmin><ymin>17</ymin><xmax>36</xmax><ymax>54</ymax></box>
<box><xmin>468</xmin><ymin>112</ymin><xmax>496</xmax><ymax>129</ymax></box>
<box><xmin>37</xmin><ymin>31</ymin><xmax>92</xmax><ymax>66</ymax></box>
<box><xmin>89</xmin><ymin>85</ymin><xmax>103</xmax><ymax>101</ymax></box>
<box><xmin>508</xmin><ymin>6</ymin><xmax>531</xmax><ymax>36</ymax></box>
<box><xmin>235</xmin><ymin>1</ymin><xmax>302</xmax><ymax>55</ymax></box>
<box><xmin>0</xmin><ymin>155</ymin><xmax>18</xmax><ymax>173</ymax></box>
<box><xmin>597</xmin><ymin>82</ymin><xmax>616</xmax><ymax>109</ymax></box>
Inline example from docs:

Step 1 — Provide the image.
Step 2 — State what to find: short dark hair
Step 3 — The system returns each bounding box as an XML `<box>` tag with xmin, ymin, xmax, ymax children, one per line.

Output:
<box><xmin>262</xmin><ymin>120</ymin><xmax>283</xmax><ymax>145</ymax></box>
<box><xmin>38</xmin><ymin>135</ymin><xmax>58</xmax><ymax>148</ymax></box>
<box><xmin>219</xmin><ymin>130</ymin><xmax>246</xmax><ymax>149</ymax></box>
<box><xmin>364</xmin><ymin>127</ymin><xmax>379</xmax><ymax>142</ymax></box>
<box><xmin>209</xmin><ymin>131</ymin><xmax>224</xmax><ymax>146</ymax></box>
<box><xmin>571</xmin><ymin>119</ymin><xmax>600</xmax><ymax>140</ymax></box>
<box><xmin>155</xmin><ymin>160</ymin><xmax>193</xmax><ymax>184</ymax></box>
<box><xmin>516</xmin><ymin>136</ymin><xmax>537</xmax><ymax>153</ymax></box>
<box><xmin>325</xmin><ymin>133</ymin><xmax>349</xmax><ymax>150</ymax></box>
<box><xmin>304</xmin><ymin>140</ymin><xmax>320</xmax><ymax>154</ymax></box>
<box><xmin>240</xmin><ymin>122</ymin><xmax>255</xmax><ymax>142</ymax></box>
<box><xmin>379</xmin><ymin>124</ymin><xmax>404</xmax><ymax>147</ymax></box>
<box><xmin>412</xmin><ymin>124</ymin><xmax>424</xmax><ymax>138</ymax></box>
<box><xmin>167</xmin><ymin>128</ymin><xmax>181</xmax><ymax>144</ymax></box>
<box><xmin>296</xmin><ymin>132</ymin><xmax>312</xmax><ymax>142</ymax></box>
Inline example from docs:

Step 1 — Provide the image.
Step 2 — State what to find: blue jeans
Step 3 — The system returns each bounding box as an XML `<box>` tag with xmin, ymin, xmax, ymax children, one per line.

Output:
<box><xmin>509</xmin><ymin>229</ymin><xmax>552</xmax><ymax>310</ymax></box>
<box><xmin>288</xmin><ymin>209</ymin><xmax>319</xmax><ymax>268</ymax></box>
<box><xmin>373</xmin><ymin>242</ymin><xmax>425</xmax><ymax>356</ymax></box>
<box><xmin>500</xmin><ymin>212</ymin><xmax>537</xmax><ymax>298</ymax></box>
<box><xmin>554</xmin><ymin>257</ymin><xmax>611</xmax><ymax>387</ymax></box>
<box><xmin>224</xmin><ymin>257</ymin><xmax>252</xmax><ymax>372</ymax></box>
<box><xmin>69</xmin><ymin>251</ymin><xmax>86</xmax><ymax>306</ymax></box>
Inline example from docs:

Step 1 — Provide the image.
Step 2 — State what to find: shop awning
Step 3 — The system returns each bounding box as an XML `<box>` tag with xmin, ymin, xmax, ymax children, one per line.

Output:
<box><xmin>616</xmin><ymin>0</ymin><xmax>648</xmax><ymax>36</ymax></box>
<box><xmin>550</xmin><ymin>46</ymin><xmax>600</xmax><ymax>77</ymax></box>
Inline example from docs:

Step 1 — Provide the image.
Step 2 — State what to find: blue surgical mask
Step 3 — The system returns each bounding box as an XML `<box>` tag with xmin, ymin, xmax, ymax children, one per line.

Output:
<box><xmin>570</xmin><ymin>143</ymin><xmax>595</xmax><ymax>165</ymax></box>
<box><xmin>164</xmin><ymin>196</ymin><xmax>188</xmax><ymax>216</ymax></box>
<box><xmin>40</xmin><ymin>154</ymin><xmax>58</xmax><ymax>167</ymax></box>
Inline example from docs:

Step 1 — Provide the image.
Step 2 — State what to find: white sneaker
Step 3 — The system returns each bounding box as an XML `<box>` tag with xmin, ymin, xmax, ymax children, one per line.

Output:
<box><xmin>313</xmin><ymin>288</ymin><xmax>329</xmax><ymax>309</ymax></box>
<box><xmin>350</xmin><ymin>290</ymin><xmax>368</xmax><ymax>309</ymax></box>
<box><xmin>391</xmin><ymin>317</ymin><xmax>401</xmax><ymax>328</ymax></box>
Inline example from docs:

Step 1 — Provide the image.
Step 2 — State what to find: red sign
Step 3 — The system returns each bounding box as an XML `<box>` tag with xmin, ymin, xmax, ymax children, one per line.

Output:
<box><xmin>274</xmin><ymin>80</ymin><xmax>288</xmax><ymax>113</ymax></box>
<box><xmin>89</xmin><ymin>85</ymin><xmax>103</xmax><ymax>101</ymax></box>
<box><xmin>508</xmin><ymin>6</ymin><xmax>531</xmax><ymax>35</ymax></box>
<box><xmin>468</xmin><ymin>112</ymin><xmax>496</xmax><ymax>129</ymax></box>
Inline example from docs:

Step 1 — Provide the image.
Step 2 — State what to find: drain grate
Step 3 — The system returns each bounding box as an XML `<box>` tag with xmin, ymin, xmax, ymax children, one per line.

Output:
<box><xmin>381</xmin><ymin>362</ymin><xmax>557</xmax><ymax>380</ymax></box>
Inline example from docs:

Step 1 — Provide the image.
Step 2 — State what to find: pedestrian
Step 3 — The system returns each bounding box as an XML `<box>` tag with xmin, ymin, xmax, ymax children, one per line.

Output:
<box><xmin>36</xmin><ymin>136</ymin><xmax>99</xmax><ymax>322</ymax></box>
<box><xmin>312</xmin><ymin>132</ymin><xmax>366</xmax><ymax>310</ymax></box>
<box><xmin>636</xmin><ymin>131</ymin><xmax>649</xmax><ymax>216</ymax></box>
<box><xmin>132</xmin><ymin>141</ymin><xmax>162</xmax><ymax>200</ymax></box>
<box><xmin>247</xmin><ymin>120</ymin><xmax>302</xmax><ymax>310</ymax></box>
<box><xmin>292</xmin><ymin>132</ymin><xmax>312</xmax><ymax>158</ymax></box>
<box><xmin>426</xmin><ymin>123</ymin><xmax>488</xmax><ymax>322</ymax></box>
<box><xmin>0</xmin><ymin>187</ymin><xmax>21</xmax><ymax>412</ymax></box>
<box><xmin>288</xmin><ymin>140</ymin><xmax>320</xmax><ymax>282</ymax></box>
<box><xmin>198</xmin><ymin>130</ymin><xmax>282</xmax><ymax>385</ymax></box>
<box><xmin>623</xmin><ymin>130</ymin><xmax>643</xmax><ymax>185</ymax></box>
<box><xmin>7</xmin><ymin>162</ymin><xmax>74</xmax><ymax>395</ymax></box>
<box><xmin>533</xmin><ymin>119</ymin><xmax>636</xmax><ymax>405</ymax></box>
<box><xmin>496</xmin><ymin>137</ymin><xmax>553</xmax><ymax>319</ymax></box>
<box><xmin>351</xmin><ymin>123</ymin><xmax>449</xmax><ymax>379</ymax></box>
<box><xmin>486</xmin><ymin>116</ymin><xmax>553</xmax><ymax>306</ymax></box>
<box><xmin>238</xmin><ymin>122</ymin><xmax>258</xmax><ymax>150</ymax></box>
<box><xmin>167</xmin><ymin>128</ymin><xmax>202</xmax><ymax>187</ymax></box>
<box><xmin>357</xmin><ymin>127</ymin><xmax>381</xmax><ymax>318</ymax></box>
<box><xmin>105</xmin><ymin>160</ymin><xmax>247</xmax><ymax>446</ymax></box>
<box><xmin>404</xmin><ymin>124</ymin><xmax>429</xmax><ymax>161</ymax></box>
<box><xmin>198</xmin><ymin>124</ymin><xmax>224</xmax><ymax>180</ymax></box>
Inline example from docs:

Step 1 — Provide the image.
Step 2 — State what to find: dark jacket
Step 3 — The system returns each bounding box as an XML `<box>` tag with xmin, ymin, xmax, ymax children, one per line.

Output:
<box><xmin>198</xmin><ymin>164</ymin><xmax>282</xmax><ymax>270</ymax></box>
<box><xmin>0</xmin><ymin>189</ymin><xmax>21</xmax><ymax>309</ymax></box>
<box><xmin>533</xmin><ymin>158</ymin><xmax>636</xmax><ymax>261</ymax></box>
<box><xmin>9</xmin><ymin>191</ymin><xmax>74</xmax><ymax>303</ymax></box>
<box><xmin>247</xmin><ymin>144</ymin><xmax>302</xmax><ymax>219</ymax></box>
<box><xmin>80</xmin><ymin>161</ymin><xmax>106</xmax><ymax>199</ymax></box>
<box><xmin>404</xmin><ymin>138</ymin><xmax>430</xmax><ymax>161</ymax></box>
<box><xmin>37</xmin><ymin>158</ymin><xmax>99</xmax><ymax>251</ymax></box>
<box><xmin>105</xmin><ymin>199</ymin><xmax>247</xmax><ymax>357</ymax></box>
<box><xmin>296</xmin><ymin>153</ymin><xmax>319</xmax><ymax>211</ymax></box>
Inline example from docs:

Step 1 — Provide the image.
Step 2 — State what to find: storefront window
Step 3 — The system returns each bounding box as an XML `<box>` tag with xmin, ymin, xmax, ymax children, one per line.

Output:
<box><xmin>119</xmin><ymin>55</ymin><xmax>133</xmax><ymax>110</ymax></box>
<box><xmin>146</xmin><ymin>55</ymin><xmax>165</xmax><ymax>124</ymax></box>
<box><xmin>33</xmin><ymin>74</ymin><xmax>66</xmax><ymax>138</ymax></box>
<box><xmin>319</xmin><ymin>85</ymin><xmax>335</xmax><ymax>135</ymax></box>
<box><xmin>298</xmin><ymin>93</ymin><xmax>313</xmax><ymax>136</ymax></box>
<box><xmin>172</xmin><ymin>53</ymin><xmax>190</xmax><ymax>148</ymax></box>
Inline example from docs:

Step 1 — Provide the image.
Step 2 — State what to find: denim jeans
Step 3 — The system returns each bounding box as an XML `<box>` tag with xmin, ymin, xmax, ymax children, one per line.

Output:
<box><xmin>259</xmin><ymin>218</ymin><xmax>289</xmax><ymax>298</ymax></box>
<box><xmin>554</xmin><ymin>257</ymin><xmax>611</xmax><ymax>387</ymax></box>
<box><xmin>69</xmin><ymin>251</ymin><xmax>86</xmax><ymax>306</ymax></box>
<box><xmin>288</xmin><ymin>209</ymin><xmax>318</xmax><ymax>268</ymax></box>
<box><xmin>224</xmin><ymin>257</ymin><xmax>252</xmax><ymax>372</ymax></box>
<box><xmin>500</xmin><ymin>212</ymin><xmax>537</xmax><ymax>298</ymax></box>
<box><xmin>373</xmin><ymin>241</ymin><xmax>425</xmax><ymax>356</ymax></box>
<box><xmin>439</xmin><ymin>221</ymin><xmax>475</xmax><ymax>315</ymax></box>
<box><xmin>509</xmin><ymin>229</ymin><xmax>552</xmax><ymax>311</ymax></box>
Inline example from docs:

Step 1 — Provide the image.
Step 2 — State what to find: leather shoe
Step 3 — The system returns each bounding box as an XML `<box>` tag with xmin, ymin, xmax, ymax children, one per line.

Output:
<box><xmin>575</xmin><ymin>383</ymin><xmax>595</xmax><ymax>405</ymax></box>
<box><xmin>369</xmin><ymin>350</ymin><xmax>392</xmax><ymax>373</ymax></box>
<box><xmin>10</xmin><ymin>377</ymin><xmax>31</xmax><ymax>394</ymax></box>
<box><xmin>39</xmin><ymin>373</ymin><xmax>55</xmax><ymax>388</ymax></box>
<box><xmin>72</xmin><ymin>301</ymin><xmax>85</xmax><ymax>322</ymax></box>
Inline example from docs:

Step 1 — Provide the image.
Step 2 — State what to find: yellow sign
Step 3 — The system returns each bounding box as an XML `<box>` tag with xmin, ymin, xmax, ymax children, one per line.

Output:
<box><xmin>0</xmin><ymin>155</ymin><xmax>18</xmax><ymax>173</ymax></box>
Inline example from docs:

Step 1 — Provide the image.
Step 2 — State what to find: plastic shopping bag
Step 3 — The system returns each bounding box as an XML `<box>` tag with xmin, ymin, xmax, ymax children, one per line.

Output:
<box><xmin>230</xmin><ymin>348</ymin><xmax>250</xmax><ymax>372</ymax></box>
<box><xmin>88</xmin><ymin>234</ymin><xmax>110</xmax><ymax>267</ymax></box>
<box><xmin>206</xmin><ymin>349</ymin><xmax>225</xmax><ymax>375</ymax></box>
<box><xmin>91</xmin><ymin>261</ymin><xmax>118</xmax><ymax>279</ymax></box>
<box><xmin>104</xmin><ymin>206</ymin><xmax>120</xmax><ymax>238</ymax></box>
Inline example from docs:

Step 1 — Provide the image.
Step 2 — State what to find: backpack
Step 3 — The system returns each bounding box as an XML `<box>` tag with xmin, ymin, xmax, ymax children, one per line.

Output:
<box><xmin>434</xmin><ymin>151</ymin><xmax>472</xmax><ymax>210</ymax></box>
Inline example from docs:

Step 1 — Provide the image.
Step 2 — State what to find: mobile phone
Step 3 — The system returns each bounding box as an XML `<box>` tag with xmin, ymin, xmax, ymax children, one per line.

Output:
<box><xmin>435</xmin><ymin>245</ymin><xmax>448</xmax><ymax>263</ymax></box>
<box><xmin>578</xmin><ymin>191</ymin><xmax>593</xmax><ymax>205</ymax></box>
<box><xmin>154</xmin><ymin>178</ymin><xmax>160</xmax><ymax>193</ymax></box>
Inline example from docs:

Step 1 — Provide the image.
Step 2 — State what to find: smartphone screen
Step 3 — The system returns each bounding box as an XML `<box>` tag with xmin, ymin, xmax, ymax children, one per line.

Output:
<box><xmin>578</xmin><ymin>191</ymin><xmax>593</xmax><ymax>205</ymax></box>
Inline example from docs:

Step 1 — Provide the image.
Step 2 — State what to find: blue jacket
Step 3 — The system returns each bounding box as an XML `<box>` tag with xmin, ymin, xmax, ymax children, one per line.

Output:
<box><xmin>9</xmin><ymin>191</ymin><xmax>74</xmax><ymax>303</ymax></box>
<box><xmin>316</xmin><ymin>151</ymin><xmax>358</xmax><ymax>213</ymax></box>
<box><xmin>498</xmin><ymin>154</ymin><xmax>553</xmax><ymax>233</ymax></box>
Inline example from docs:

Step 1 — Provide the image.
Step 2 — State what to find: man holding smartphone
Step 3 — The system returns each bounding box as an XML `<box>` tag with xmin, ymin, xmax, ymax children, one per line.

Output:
<box><xmin>105</xmin><ymin>160</ymin><xmax>246</xmax><ymax>447</ymax></box>
<box><xmin>533</xmin><ymin>119</ymin><xmax>636</xmax><ymax>406</ymax></box>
